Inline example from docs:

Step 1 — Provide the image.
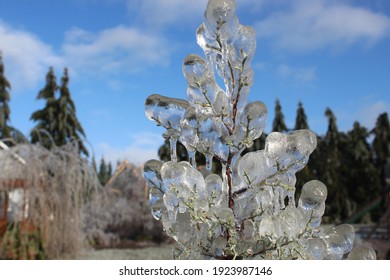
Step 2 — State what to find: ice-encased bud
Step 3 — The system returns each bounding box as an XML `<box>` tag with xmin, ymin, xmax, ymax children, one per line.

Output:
<box><xmin>144</xmin><ymin>159</ymin><xmax>164</xmax><ymax>191</ymax></box>
<box><xmin>161</xmin><ymin>161</ymin><xmax>186</xmax><ymax>189</ymax></box>
<box><xmin>145</xmin><ymin>94</ymin><xmax>189</xmax><ymax>136</ymax></box>
<box><xmin>183</xmin><ymin>54</ymin><xmax>209</xmax><ymax>84</ymax></box>
<box><xmin>240</xmin><ymin>101</ymin><xmax>267</xmax><ymax>147</ymax></box>
<box><xmin>180</xmin><ymin>108</ymin><xmax>199</xmax><ymax>165</ymax></box>
<box><xmin>324</xmin><ymin>224</ymin><xmax>355</xmax><ymax>259</ymax></box>
<box><xmin>234</xmin><ymin>25</ymin><xmax>256</xmax><ymax>62</ymax></box>
<box><xmin>265</xmin><ymin>132</ymin><xmax>287</xmax><ymax>160</ymax></box>
<box><xmin>307</xmin><ymin>238</ymin><xmax>327</xmax><ymax>260</ymax></box>
<box><xmin>205</xmin><ymin>174</ymin><xmax>224</xmax><ymax>206</ymax></box>
<box><xmin>238</xmin><ymin>150</ymin><xmax>277</xmax><ymax>188</ymax></box>
<box><xmin>347</xmin><ymin>245</ymin><xmax>376</xmax><ymax>260</ymax></box>
<box><xmin>172</xmin><ymin>212</ymin><xmax>192</xmax><ymax>244</ymax></box>
<box><xmin>299</xmin><ymin>180</ymin><xmax>327</xmax><ymax>211</ymax></box>
<box><xmin>144</xmin><ymin>160</ymin><xmax>166</xmax><ymax>220</ymax></box>
<box><xmin>205</xmin><ymin>0</ymin><xmax>236</xmax><ymax>27</ymax></box>
<box><xmin>265</xmin><ymin>130</ymin><xmax>317</xmax><ymax>172</ymax></box>
<box><xmin>213</xmin><ymin>91</ymin><xmax>230</xmax><ymax>118</ymax></box>
<box><xmin>149</xmin><ymin>188</ymin><xmax>165</xmax><ymax>220</ymax></box>
<box><xmin>287</xmin><ymin>130</ymin><xmax>317</xmax><ymax>158</ymax></box>
<box><xmin>211</xmin><ymin>236</ymin><xmax>227</xmax><ymax>257</ymax></box>
<box><xmin>279</xmin><ymin>207</ymin><xmax>309</xmax><ymax>239</ymax></box>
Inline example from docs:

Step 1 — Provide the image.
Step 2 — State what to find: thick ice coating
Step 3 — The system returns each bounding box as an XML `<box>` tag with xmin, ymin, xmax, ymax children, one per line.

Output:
<box><xmin>143</xmin><ymin>0</ymin><xmax>376</xmax><ymax>260</ymax></box>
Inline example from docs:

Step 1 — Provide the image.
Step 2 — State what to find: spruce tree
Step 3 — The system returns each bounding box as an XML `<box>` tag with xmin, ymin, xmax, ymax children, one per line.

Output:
<box><xmin>30</xmin><ymin>67</ymin><xmax>59</xmax><ymax>148</ymax></box>
<box><xmin>294</xmin><ymin>102</ymin><xmax>315</xmax><ymax>197</ymax></box>
<box><xmin>58</xmin><ymin>68</ymin><xmax>88</xmax><ymax>156</ymax></box>
<box><xmin>319</xmin><ymin>108</ymin><xmax>350</xmax><ymax>222</ymax></box>
<box><xmin>98</xmin><ymin>158</ymin><xmax>114</xmax><ymax>186</ymax></box>
<box><xmin>272</xmin><ymin>98</ymin><xmax>288</xmax><ymax>132</ymax></box>
<box><xmin>0</xmin><ymin>52</ymin><xmax>12</xmax><ymax>141</ymax></box>
<box><xmin>372</xmin><ymin>112</ymin><xmax>390</xmax><ymax>186</ymax></box>
<box><xmin>98</xmin><ymin>158</ymin><xmax>108</xmax><ymax>186</ymax></box>
<box><xmin>294</xmin><ymin>101</ymin><xmax>309</xmax><ymax>130</ymax></box>
<box><xmin>342</xmin><ymin>122</ymin><xmax>381</xmax><ymax>221</ymax></box>
<box><xmin>31</xmin><ymin>67</ymin><xmax>88</xmax><ymax>156</ymax></box>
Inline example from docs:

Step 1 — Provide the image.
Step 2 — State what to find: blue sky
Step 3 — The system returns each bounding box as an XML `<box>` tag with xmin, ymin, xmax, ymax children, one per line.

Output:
<box><xmin>1</xmin><ymin>0</ymin><xmax>390</xmax><ymax>165</ymax></box>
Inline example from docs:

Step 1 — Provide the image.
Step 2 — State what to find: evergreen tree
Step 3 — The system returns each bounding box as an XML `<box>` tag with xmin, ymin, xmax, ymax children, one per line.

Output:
<box><xmin>342</xmin><ymin>122</ymin><xmax>381</xmax><ymax>221</ymax></box>
<box><xmin>57</xmin><ymin>68</ymin><xmax>88</xmax><ymax>156</ymax></box>
<box><xmin>294</xmin><ymin>101</ymin><xmax>309</xmax><ymax>130</ymax></box>
<box><xmin>318</xmin><ymin>108</ymin><xmax>350</xmax><ymax>222</ymax></box>
<box><xmin>31</xmin><ymin>67</ymin><xmax>88</xmax><ymax>156</ymax></box>
<box><xmin>98</xmin><ymin>158</ymin><xmax>108</xmax><ymax>186</ymax></box>
<box><xmin>107</xmin><ymin>162</ymin><xmax>113</xmax><ymax>180</ymax></box>
<box><xmin>272</xmin><ymin>98</ymin><xmax>288</xmax><ymax>132</ymax></box>
<box><xmin>30</xmin><ymin>67</ymin><xmax>59</xmax><ymax>148</ymax></box>
<box><xmin>372</xmin><ymin>113</ymin><xmax>390</xmax><ymax>186</ymax></box>
<box><xmin>0</xmin><ymin>52</ymin><xmax>12</xmax><ymax>140</ymax></box>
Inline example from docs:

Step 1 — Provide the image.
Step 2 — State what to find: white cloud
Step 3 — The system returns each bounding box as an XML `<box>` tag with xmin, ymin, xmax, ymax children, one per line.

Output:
<box><xmin>255</xmin><ymin>0</ymin><xmax>390</xmax><ymax>52</ymax></box>
<box><xmin>62</xmin><ymin>26</ymin><xmax>172</xmax><ymax>75</ymax></box>
<box><xmin>0</xmin><ymin>21</ymin><xmax>173</xmax><ymax>93</ymax></box>
<box><xmin>97</xmin><ymin>132</ymin><xmax>164</xmax><ymax>165</ymax></box>
<box><xmin>0</xmin><ymin>21</ymin><xmax>63</xmax><ymax>92</ymax></box>
<box><xmin>277</xmin><ymin>64</ymin><xmax>316</xmax><ymax>82</ymax></box>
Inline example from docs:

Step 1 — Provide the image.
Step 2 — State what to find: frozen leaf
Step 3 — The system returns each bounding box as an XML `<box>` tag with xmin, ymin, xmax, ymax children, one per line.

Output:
<box><xmin>205</xmin><ymin>174</ymin><xmax>224</xmax><ymax>206</ymax></box>
<box><xmin>240</xmin><ymin>101</ymin><xmax>267</xmax><ymax>147</ymax></box>
<box><xmin>143</xmin><ymin>159</ymin><xmax>164</xmax><ymax>192</ymax></box>
<box><xmin>145</xmin><ymin>94</ymin><xmax>189</xmax><ymax>138</ymax></box>
<box><xmin>233</xmin><ymin>25</ymin><xmax>256</xmax><ymax>62</ymax></box>
<box><xmin>205</xmin><ymin>0</ymin><xmax>238</xmax><ymax>39</ymax></box>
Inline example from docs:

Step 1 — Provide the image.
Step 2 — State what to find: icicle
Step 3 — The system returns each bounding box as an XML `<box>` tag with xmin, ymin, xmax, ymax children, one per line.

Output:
<box><xmin>170</xmin><ymin>138</ymin><xmax>178</xmax><ymax>162</ymax></box>
<box><xmin>188</xmin><ymin>150</ymin><xmax>197</xmax><ymax>168</ymax></box>
<box><xmin>205</xmin><ymin>154</ymin><xmax>213</xmax><ymax>171</ymax></box>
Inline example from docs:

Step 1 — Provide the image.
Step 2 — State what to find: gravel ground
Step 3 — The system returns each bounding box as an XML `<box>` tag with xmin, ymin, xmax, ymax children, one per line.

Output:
<box><xmin>77</xmin><ymin>244</ymin><xmax>173</xmax><ymax>260</ymax></box>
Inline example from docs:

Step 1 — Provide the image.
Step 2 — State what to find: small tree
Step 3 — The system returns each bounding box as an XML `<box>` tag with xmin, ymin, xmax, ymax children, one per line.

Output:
<box><xmin>143</xmin><ymin>0</ymin><xmax>375</xmax><ymax>260</ymax></box>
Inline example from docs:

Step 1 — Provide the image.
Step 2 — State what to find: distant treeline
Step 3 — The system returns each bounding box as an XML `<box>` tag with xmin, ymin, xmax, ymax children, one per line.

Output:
<box><xmin>158</xmin><ymin>99</ymin><xmax>390</xmax><ymax>224</ymax></box>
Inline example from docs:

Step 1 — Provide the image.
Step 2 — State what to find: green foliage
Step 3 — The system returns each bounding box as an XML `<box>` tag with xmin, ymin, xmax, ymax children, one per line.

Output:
<box><xmin>372</xmin><ymin>113</ymin><xmax>390</xmax><ymax>184</ymax></box>
<box><xmin>30</xmin><ymin>67</ymin><xmax>88</xmax><ymax>156</ymax></box>
<box><xmin>272</xmin><ymin>99</ymin><xmax>288</xmax><ymax>132</ymax></box>
<box><xmin>294</xmin><ymin>101</ymin><xmax>309</xmax><ymax>130</ymax></box>
<box><xmin>98</xmin><ymin>158</ymin><xmax>113</xmax><ymax>186</ymax></box>
<box><xmin>0</xmin><ymin>53</ymin><xmax>12</xmax><ymax>140</ymax></box>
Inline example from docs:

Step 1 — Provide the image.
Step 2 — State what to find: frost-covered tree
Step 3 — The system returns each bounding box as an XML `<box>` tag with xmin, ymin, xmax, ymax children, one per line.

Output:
<box><xmin>143</xmin><ymin>0</ymin><xmax>375</xmax><ymax>260</ymax></box>
<box><xmin>0</xmin><ymin>52</ymin><xmax>12</xmax><ymax>140</ymax></box>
